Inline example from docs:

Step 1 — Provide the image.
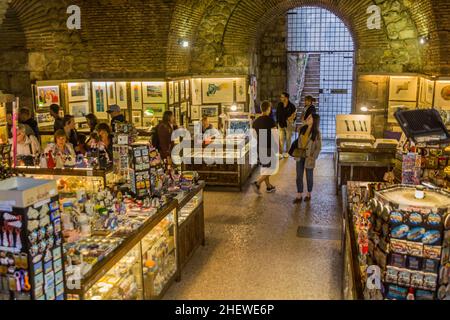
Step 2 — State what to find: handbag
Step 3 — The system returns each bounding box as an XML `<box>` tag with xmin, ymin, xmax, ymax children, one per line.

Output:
<box><xmin>289</xmin><ymin>129</ymin><xmax>307</xmax><ymax>158</ymax></box>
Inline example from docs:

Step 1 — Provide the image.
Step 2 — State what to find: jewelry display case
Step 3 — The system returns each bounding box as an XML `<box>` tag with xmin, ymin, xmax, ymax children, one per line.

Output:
<box><xmin>65</xmin><ymin>201</ymin><xmax>179</xmax><ymax>300</ymax></box>
<box><xmin>182</xmin><ymin>138</ymin><xmax>256</xmax><ymax>190</ymax></box>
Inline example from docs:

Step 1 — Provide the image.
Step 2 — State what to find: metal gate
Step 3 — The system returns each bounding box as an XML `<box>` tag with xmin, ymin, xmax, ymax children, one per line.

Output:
<box><xmin>287</xmin><ymin>6</ymin><xmax>355</xmax><ymax>140</ymax></box>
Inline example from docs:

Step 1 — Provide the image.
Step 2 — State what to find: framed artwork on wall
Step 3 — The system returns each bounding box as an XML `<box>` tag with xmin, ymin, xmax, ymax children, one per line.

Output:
<box><xmin>36</xmin><ymin>85</ymin><xmax>60</xmax><ymax>108</ymax></box>
<box><xmin>191</xmin><ymin>105</ymin><xmax>200</xmax><ymax>120</ymax></box>
<box><xmin>169</xmin><ymin>82</ymin><xmax>174</xmax><ymax>105</ymax></box>
<box><xmin>192</xmin><ymin>78</ymin><xmax>202</xmax><ymax>105</ymax></box>
<box><xmin>180</xmin><ymin>81</ymin><xmax>185</xmax><ymax>101</ymax></box>
<box><xmin>116</xmin><ymin>82</ymin><xmax>128</xmax><ymax>109</ymax></box>
<box><xmin>92</xmin><ymin>82</ymin><xmax>108</xmax><ymax>119</ymax></box>
<box><xmin>107</xmin><ymin>82</ymin><xmax>116</xmax><ymax>105</ymax></box>
<box><xmin>132</xmin><ymin>111</ymin><xmax>142</xmax><ymax>127</ymax></box>
<box><xmin>388</xmin><ymin>101</ymin><xmax>417</xmax><ymax>124</ymax></box>
<box><xmin>68</xmin><ymin>82</ymin><xmax>89</xmax><ymax>102</ymax></box>
<box><xmin>201</xmin><ymin>105</ymin><xmax>219</xmax><ymax>118</ymax></box>
<box><xmin>143</xmin><ymin>82</ymin><xmax>167</xmax><ymax>103</ymax></box>
<box><xmin>174</xmin><ymin>82</ymin><xmax>180</xmax><ymax>103</ymax></box>
<box><xmin>202</xmin><ymin>78</ymin><xmax>234</xmax><ymax>104</ymax></box>
<box><xmin>69</xmin><ymin>101</ymin><xmax>90</xmax><ymax>122</ymax></box>
<box><xmin>144</xmin><ymin>103</ymin><xmax>166</xmax><ymax>118</ymax></box>
<box><xmin>131</xmin><ymin>82</ymin><xmax>143</xmax><ymax>110</ymax></box>
<box><xmin>236</xmin><ymin>78</ymin><xmax>247</xmax><ymax>102</ymax></box>
<box><xmin>186</xmin><ymin>79</ymin><xmax>190</xmax><ymax>100</ymax></box>
<box><xmin>356</xmin><ymin>75</ymin><xmax>389</xmax><ymax>113</ymax></box>
<box><xmin>36</xmin><ymin>112</ymin><xmax>54</xmax><ymax>128</ymax></box>
<box><xmin>389</xmin><ymin>76</ymin><xmax>418</xmax><ymax>102</ymax></box>
<box><xmin>434</xmin><ymin>81</ymin><xmax>450</xmax><ymax>110</ymax></box>
<box><xmin>180</xmin><ymin>102</ymin><xmax>187</xmax><ymax>114</ymax></box>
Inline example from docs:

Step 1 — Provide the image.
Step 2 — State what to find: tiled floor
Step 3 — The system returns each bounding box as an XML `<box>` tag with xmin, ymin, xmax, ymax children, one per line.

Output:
<box><xmin>164</xmin><ymin>154</ymin><xmax>343</xmax><ymax>300</ymax></box>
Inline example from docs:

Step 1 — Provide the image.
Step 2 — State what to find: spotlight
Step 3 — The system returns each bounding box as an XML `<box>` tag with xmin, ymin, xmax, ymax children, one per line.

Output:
<box><xmin>231</xmin><ymin>104</ymin><xmax>238</xmax><ymax>112</ymax></box>
<box><xmin>419</xmin><ymin>35</ymin><xmax>429</xmax><ymax>45</ymax></box>
<box><xmin>179</xmin><ymin>40</ymin><xmax>189</xmax><ymax>48</ymax></box>
<box><xmin>361</xmin><ymin>106</ymin><xmax>369</xmax><ymax>112</ymax></box>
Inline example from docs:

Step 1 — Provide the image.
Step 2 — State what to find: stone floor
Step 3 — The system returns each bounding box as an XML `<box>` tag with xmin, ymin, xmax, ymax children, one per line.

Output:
<box><xmin>164</xmin><ymin>154</ymin><xmax>343</xmax><ymax>300</ymax></box>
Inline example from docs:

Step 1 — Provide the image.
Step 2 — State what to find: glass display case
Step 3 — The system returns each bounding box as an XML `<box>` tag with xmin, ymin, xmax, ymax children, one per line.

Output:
<box><xmin>65</xmin><ymin>202</ymin><xmax>179</xmax><ymax>300</ymax></box>
<box><xmin>176</xmin><ymin>183</ymin><xmax>206</xmax><ymax>269</ymax></box>
<box><xmin>13</xmin><ymin>167</ymin><xmax>113</xmax><ymax>194</ymax></box>
<box><xmin>183</xmin><ymin>138</ymin><xmax>256</xmax><ymax>190</ymax></box>
<box><xmin>85</xmin><ymin>243</ymin><xmax>143</xmax><ymax>300</ymax></box>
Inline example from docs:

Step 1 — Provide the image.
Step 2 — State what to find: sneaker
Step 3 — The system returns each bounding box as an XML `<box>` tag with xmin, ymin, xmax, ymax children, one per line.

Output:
<box><xmin>266</xmin><ymin>186</ymin><xmax>276</xmax><ymax>193</ymax></box>
<box><xmin>252</xmin><ymin>182</ymin><xmax>261</xmax><ymax>194</ymax></box>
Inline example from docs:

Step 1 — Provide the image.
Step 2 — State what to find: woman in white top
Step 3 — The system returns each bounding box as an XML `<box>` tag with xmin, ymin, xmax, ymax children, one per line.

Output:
<box><xmin>10</xmin><ymin>124</ymin><xmax>41</xmax><ymax>158</ymax></box>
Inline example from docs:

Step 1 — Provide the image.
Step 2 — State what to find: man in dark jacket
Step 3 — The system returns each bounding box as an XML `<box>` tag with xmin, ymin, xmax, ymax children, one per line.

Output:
<box><xmin>19</xmin><ymin>107</ymin><xmax>40</xmax><ymax>139</ymax></box>
<box><xmin>276</xmin><ymin>92</ymin><xmax>297</xmax><ymax>158</ymax></box>
<box><xmin>107</xmin><ymin>104</ymin><xmax>126</xmax><ymax>133</ymax></box>
<box><xmin>50</xmin><ymin>104</ymin><xmax>64</xmax><ymax>132</ymax></box>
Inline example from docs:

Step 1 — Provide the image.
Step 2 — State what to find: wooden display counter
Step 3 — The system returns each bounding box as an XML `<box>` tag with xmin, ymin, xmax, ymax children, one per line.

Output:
<box><xmin>335</xmin><ymin>146</ymin><xmax>396</xmax><ymax>194</ymax></box>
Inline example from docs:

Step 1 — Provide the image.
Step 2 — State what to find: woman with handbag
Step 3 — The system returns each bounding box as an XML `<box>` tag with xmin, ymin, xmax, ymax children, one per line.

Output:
<box><xmin>290</xmin><ymin>114</ymin><xmax>322</xmax><ymax>204</ymax></box>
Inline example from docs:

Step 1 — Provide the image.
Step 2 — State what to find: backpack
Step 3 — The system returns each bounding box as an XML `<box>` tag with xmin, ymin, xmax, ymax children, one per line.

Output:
<box><xmin>151</xmin><ymin>124</ymin><xmax>160</xmax><ymax>149</ymax></box>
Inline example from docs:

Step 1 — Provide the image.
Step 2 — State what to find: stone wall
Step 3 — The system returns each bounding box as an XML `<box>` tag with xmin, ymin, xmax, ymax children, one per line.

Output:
<box><xmin>0</xmin><ymin>0</ymin><xmax>449</xmax><ymax>108</ymax></box>
<box><xmin>258</xmin><ymin>16</ymin><xmax>287</xmax><ymax>106</ymax></box>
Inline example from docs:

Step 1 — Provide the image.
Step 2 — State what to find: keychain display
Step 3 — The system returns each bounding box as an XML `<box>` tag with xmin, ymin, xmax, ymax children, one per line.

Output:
<box><xmin>0</xmin><ymin>178</ymin><xmax>64</xmax><ymax>301</ymax></box>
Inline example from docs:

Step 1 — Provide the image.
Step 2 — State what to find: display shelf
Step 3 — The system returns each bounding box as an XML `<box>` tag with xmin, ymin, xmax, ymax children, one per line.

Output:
<box><xmin>175</xmin><ymin>182</ymin><xmax>206</xmax><ymax>270</ymax></box>
<box><xmin>65</xmin><ymin>201</ymin><xmax>179</xmax><ymax>300</ymax></box>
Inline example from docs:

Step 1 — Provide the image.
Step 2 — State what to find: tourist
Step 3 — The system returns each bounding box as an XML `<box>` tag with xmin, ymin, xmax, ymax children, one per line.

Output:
<box><xmin>50</xmin><ymin>104</ymin><xmax>64</xmax><ymax>132</ymax></box>
<box><xmin>10</xmin><ymin>124</ymin><xmax>40</xmax><ymax>165</ymax></box>
<box><xmin>293</xmin><ymin>114</ymin><xmax>322</xmax><ymax>204</ymax></box>
<box><xmin>96</xmin><ymin>123</ymin><xmax>113</xmax><ymax>160</ymax></box>
<box><xmin>19</xmin><ymin>107</ymin><xmax>40</xmax><ymax>139</ymax></box>
<box><xmin>44</xmin><ymin>129</ymin><xmax>76</xmax><ymax>168</ymax></box>
<box><xmin>276</xmin><ymin>92</ymin><xmax>297</xmax><ymax>159</ymax></box>
<box><xmin>302</xmin><ymin>95</ymin><xmax>317</xmax><ymax>123</ymax></box>
<box><xmin>156</xmin><ymin>111</ymin><xmax>177</xmax><ymax>163</ymax></box>
<box><xmin>85</xmin><ymin>113</ymin><xmax>98</xmax><ymax>134</ymax></box>
<box><xmin>63</xmin><ymin>115</ymin><xmax>79</xmax><ymax>148</ymax></box>
<box><xmin>252</xmin><ymin>101</ymin><xmax>278</xmax><ymax>194</ymax></box>
<box><xmin>107</xmin><ymin>104</ymin><xmax>125</xmax><ymax>133</ymax></box>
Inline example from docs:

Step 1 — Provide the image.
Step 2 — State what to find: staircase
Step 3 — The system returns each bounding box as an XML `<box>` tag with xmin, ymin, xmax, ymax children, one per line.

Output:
<box><xmin>297</xmin><ymin>53</ymin><xmax>321</xmax><ymax>120</ymax></box>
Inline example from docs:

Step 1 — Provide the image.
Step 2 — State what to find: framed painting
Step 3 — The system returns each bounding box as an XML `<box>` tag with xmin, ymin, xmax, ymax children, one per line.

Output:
<box><xmin>132</xmin><ymin>111</ymin><xmax>142</xmax><ymax>127</ymax></box>
<box><xmin>143</xmin><ymin>82</ymin><xmax>167</xmax><ymax>104</ymax></box>
<box><xmin>388</xmin><ymin>101</ymin><xmax>417</xmax><ymax>124</ymax></box>
<box><xmin>144</xmin><ymin>103</ymin><xmax>166</xmax><ymax>118</ymax></box>
<box><xmin>389</xmin><ymin>76</ymin><xmax>418</xmax><ymax>102</ymax></box>
<box><xmin>68</xmin><ymin>82</ymin><xmax>89</xmax><ymax>102</ymax></box>
<box><xmin>180</xmin><ymin>102</ymin><xmax>187</xmax><ymax>114</ymax></box>
<box><xmin>185</xmin><ymin>79</ymin><xmax>190</xmax><ymax>100</ymax></box>
<box><xmin>202</xmin><ymin>78</ymin><xmax>234</xmax><ymax>104</ymax></box>
<box><xmin>236</xmin><ymin>78</ymin><xmax>247</xmax><ymax>102</ymax></box>
<box><xmin>106</xmin><ymin>82</ymin><xmax>116</xmax><ymax>105</ymax></box>
<box><xmin>131</xmin><ymin>82</ymin><xmax>143</xmax><ymax>110</ymax></box>
<box><xmin>180</xmin><ymin>81</ymin><xmax>185</xmax><ymax>101</ymax></box>
<box><xmin>36</xmin><ymin>112</ymin><xmax>54</xmax><ymax>128</ymax></box>
<box><xmin>191</xmin><ymin>105</ymin><xmax>200</xmax><ymax>120</ymax></box>
<box><xmin>92</xmin><ymin>82</ymin><xmax>108</xmax><ymax>119</ymax></box>
<box><xmin>192</xmin><ymin>78</ymin><xmax>202</xmax><ymax>105</ymax></box>
<box><xmin>36</xmin><ymin>85</ymin><xmax>60</xmax><ymax>108</ymax></box>
<box><xmin>174</xmin><ymin>82</ymin><xmax>180</xmax><ymax>103</ymax></box>
<box><xmin>69</xmin><ymin>101</ymin><xmax>90</xmax><ymax>122</ymax></box>
<box><xmin>201</xmin><ymin>105</ymin><xmax>219</xmax><ymax>118</ymax></box>
<box><xmin>116</xmin><ymin>82</ymin><xmax>128</xmax><ymax>110</ymax></box>
<box><xmin>434</xmin><ymin>81</ymin><xmax>450</xmax><ymax>110</ymax></box>
<box><xmin>169</xmin><ymin>82</ymin><xmax>174</xmax><ymax>105</ymax></box>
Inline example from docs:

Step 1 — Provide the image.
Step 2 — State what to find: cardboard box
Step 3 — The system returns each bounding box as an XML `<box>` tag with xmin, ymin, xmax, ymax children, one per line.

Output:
<box><xmin>0</xmin><ymin>177</ymin><xmax>58</xmax><ymax>208</ymax></box>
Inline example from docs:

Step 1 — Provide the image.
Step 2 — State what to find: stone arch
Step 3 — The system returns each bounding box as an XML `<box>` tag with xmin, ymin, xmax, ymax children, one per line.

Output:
<box><xmin>190</xmin><ymin>0</ymin><xmax>439</xmax><ymax>75</ymax></box>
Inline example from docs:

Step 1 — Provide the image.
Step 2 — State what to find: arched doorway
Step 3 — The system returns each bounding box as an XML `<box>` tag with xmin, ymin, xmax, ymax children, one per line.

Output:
<box><xmin>287</xmin><ymin>6</ymin><xmax>355</xmax><ymax>148</ymax></box>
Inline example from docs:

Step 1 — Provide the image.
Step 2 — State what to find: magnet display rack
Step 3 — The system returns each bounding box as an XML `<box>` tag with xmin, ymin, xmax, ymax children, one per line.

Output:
<box><xmin>0</xmin><ymin>178</ymin><xmax>65</xmax><ymax>300</ymax></box>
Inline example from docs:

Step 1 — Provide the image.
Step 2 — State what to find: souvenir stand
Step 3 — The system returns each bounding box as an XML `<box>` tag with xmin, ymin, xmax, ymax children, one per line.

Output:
<box><xmin>0</xmin><ymin>177</ymin><xmax>65</xmax><ymax>300</ymax></box>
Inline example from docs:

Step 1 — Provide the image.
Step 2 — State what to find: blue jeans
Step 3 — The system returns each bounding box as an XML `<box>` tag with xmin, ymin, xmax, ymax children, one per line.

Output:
<box><xmin>296</xmin><ymin>158</ymin><xmax>314</xmax><ymax>193</ymax></box>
